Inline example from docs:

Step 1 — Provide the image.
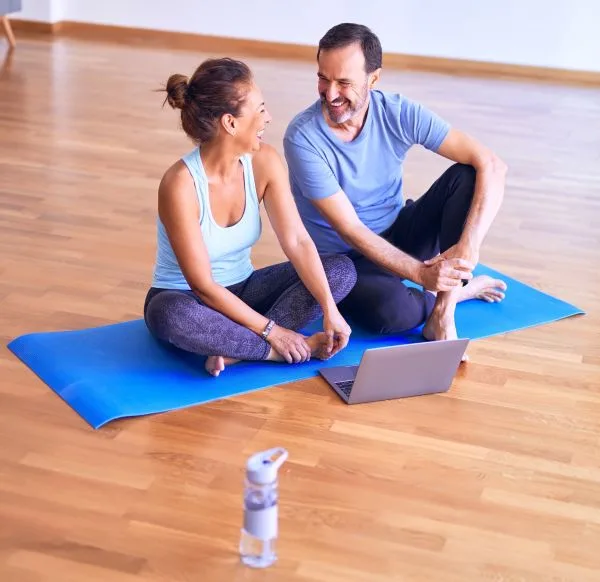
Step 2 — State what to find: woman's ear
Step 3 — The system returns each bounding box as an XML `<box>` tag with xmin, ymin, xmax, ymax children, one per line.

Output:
<box><xmin>221</xmin><ymin>113</ymin><xmax>237</xmax><ymax>137</ymax></box>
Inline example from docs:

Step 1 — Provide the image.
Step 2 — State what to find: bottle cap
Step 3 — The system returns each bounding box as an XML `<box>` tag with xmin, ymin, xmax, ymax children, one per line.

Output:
<box><xmin>246</xmin><ymin>447</ymin><xmax>288</xmax><ymax>485</ymax></box>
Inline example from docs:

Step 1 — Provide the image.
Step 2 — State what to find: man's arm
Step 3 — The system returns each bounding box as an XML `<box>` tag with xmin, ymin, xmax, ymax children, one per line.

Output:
<box><xmin>310</xmin><ymin>190</ymin><xmax>473</xmax><ymax>291</ymax></box>
<box><xmin>283</xmin><ymin>135</ymin><xmax>473</xmax><ymax>292</ymax></box>
<box><xmin>434</xmin><ymin>128</ymin><xmax>508</xmax><ymax>264</ymax></box>
<box><xmin>310</xmin><ymin>191</ymin><xmax>422</xmax><ymax>280</ymax></box>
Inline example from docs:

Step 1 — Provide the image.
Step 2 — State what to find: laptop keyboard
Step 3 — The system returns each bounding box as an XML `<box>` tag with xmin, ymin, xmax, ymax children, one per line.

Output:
<box><xmin>334</xmin><ymin>380</ymin><xmax>354</xmax><ymax>397</ymax></box>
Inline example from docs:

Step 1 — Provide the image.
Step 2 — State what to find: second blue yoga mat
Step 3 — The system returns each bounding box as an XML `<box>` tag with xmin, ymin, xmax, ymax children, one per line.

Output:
<box><xmin>7</xmin><ymin>265</ymin><xmax>584</xmax><ymax>429</ymax></box>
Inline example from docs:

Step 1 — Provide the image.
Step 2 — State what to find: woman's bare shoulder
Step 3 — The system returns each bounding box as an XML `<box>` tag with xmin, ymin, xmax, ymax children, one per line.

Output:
<box><xmin>159</xmin><ymin>159</ymin><xmax>194</xmax><ymax>194</ymax></box>
<box><xmin>251</xmin><ymin>142</ymin><xmax>285</xmax><ymax>183</ymax></box>
<box><xmin>157</xmin><ymin>158</ymin><xmax>199</xmax><ymax>219</ymax></box>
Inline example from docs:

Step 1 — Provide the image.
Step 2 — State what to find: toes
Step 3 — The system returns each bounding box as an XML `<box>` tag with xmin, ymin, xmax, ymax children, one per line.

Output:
<box><xmin>206</xmin><ymin>356</ymin><xmax>225</xmax><ymax>376</ymax></box>
<box><xmin>210</xmin><ymin>363</ymin><xmax>223</xmax><ymax>376</ymax></box>
<box><xmin>315</xmin><ymin>347</ymin><xmax>332</xmax><ymax>360</ymax></box>
<box><xmin>482</xmin><ymin>293</ymin><xmax>504</xmax><ymax>303</ymax></box>
<box><xmin>478</xmin><ymin>289</ymin><xmax>506</xmax><ymax>302</ymax></box>
<box><xmin>488</xmin><ymin>291</ymin><xmax>506</xmax><ymax>302</ymax></box>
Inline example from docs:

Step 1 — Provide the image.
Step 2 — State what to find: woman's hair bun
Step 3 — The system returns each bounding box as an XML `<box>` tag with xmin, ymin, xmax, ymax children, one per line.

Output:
<box><xmin>165</xmin><ymin>73</ymin><xmax>189</xmax><ymax>110</ymax></box>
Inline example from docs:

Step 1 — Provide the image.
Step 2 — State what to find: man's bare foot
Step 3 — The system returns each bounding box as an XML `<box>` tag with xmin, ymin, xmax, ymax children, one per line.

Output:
<box><xmin>423</xmin><ymin>309</ymin><xmax>457</xmax><ymax>342</ymax></box>
<box><xmin>422</xmin><ymin>303</ymin><xmax>469</xmax><ymax>362</ymax></box>
<box><xmin>458</xmin><ymin>275</ymin><xmax>507</xmax><ymax>303</ymax></box>
<box><xmin>420</xmin><ymin>275</ymin><xmax>503</xmax><ymax>363</ymax></box>
<box><xmin>205</xmin><ymin>355</ymin><xmax>238</xmax><ymax>377</ymax></box>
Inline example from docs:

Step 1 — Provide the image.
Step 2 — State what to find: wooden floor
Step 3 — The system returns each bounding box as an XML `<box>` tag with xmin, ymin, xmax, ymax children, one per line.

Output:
<box><xmin>1</xmin><ymin>34</ymin><xmax>600</xmax><ymax>582</ymax></box>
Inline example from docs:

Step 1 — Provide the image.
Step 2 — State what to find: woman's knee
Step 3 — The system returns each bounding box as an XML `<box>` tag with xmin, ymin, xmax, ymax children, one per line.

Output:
<box><xmin>145</xmin><ymin>291</ymin><xmax>199</xmax><ymax>342</ymax></box>
<box><xmin>321</xmin><ymin>254</ymin><xmax>358</xmax><ymax>301</ymax></box>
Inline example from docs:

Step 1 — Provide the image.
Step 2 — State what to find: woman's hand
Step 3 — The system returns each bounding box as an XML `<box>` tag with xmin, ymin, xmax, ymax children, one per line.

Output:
<box><xmin>266</xmin><ymin>325</ymin><xmax>311</xmax><ymax>363</ymax></box>
<box><xmin>322</xmin><ymin>308</ymin><xmax>352</xmax><ymax>358</ymax></box>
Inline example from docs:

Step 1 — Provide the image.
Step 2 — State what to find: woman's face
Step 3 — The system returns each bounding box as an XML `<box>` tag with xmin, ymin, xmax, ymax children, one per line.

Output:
<box><xmin>233</xmin><ymin>82</ymin><xmax>272</xmax><ymax>152</ymax></box>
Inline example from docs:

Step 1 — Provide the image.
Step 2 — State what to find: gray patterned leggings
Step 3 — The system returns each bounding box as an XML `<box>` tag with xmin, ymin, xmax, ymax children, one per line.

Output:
<box><xmin>144</xmin><ymin>254</ymin><xmax>357</xmax><ymax>360</ymax></box>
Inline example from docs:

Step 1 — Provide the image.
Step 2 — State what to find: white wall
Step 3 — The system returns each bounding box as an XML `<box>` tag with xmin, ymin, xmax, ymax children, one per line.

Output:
<box><xmin>13</xmin><ymin>0</ymin><xmax>600</xmax><ymax>72</ymax></box>
<box><xmin>13</xmin><ymin>0</ymin><xmax>54</xmax><ymax>22</ymax></box>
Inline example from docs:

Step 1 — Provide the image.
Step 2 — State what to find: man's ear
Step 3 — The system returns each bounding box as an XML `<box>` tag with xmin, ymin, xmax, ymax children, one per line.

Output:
<box><xmin>369</xmin><ymin>68</ymin><xmax>382</xmax><ymax>89</ymax></box>
<box><xmin>221</xmin><ymin>113</ymin><xmax>237</xmax><ymax>137</ymax></box>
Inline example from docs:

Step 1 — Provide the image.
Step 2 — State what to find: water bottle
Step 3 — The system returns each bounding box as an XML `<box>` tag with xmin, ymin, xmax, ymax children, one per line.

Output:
<box><xmin>239</xmin><ymin>447</ymin><xmax>288</xmax><ymax>568</ymax></box>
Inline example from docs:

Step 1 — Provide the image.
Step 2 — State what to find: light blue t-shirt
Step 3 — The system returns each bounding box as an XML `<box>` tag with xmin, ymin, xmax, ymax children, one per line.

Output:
<box><xmin>152</xmin><ymin>148</ymin><xmax>262</xmax><ymax>289</ymax></box>
<box><xmin>283</xmin><ymin>90</ymin><xmax>450</xmax><ymax>254</ymax></box>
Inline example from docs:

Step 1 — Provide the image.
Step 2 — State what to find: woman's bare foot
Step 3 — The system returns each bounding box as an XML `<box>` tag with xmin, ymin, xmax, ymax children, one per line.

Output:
<box><xmin>205</xmin><ymin>331</ymin><xmax>335</xmax><ymax>376</ymax></box>
<box><xmin>267</xmin><ymin>331</ymin><xmax>331</xmax><ymax>362</ymax></box>
<box><xmin>268</xmin><ymin>332</ymin><xmax>334</xmax><ymax>362</ymax></box>
<box><xmin>458</xmin><ymin>275</ymin><xmax>507</xmax><ymax>303</ymax></box>
<box><xmin>305</xmin><ymin>332</ymin><xmax>335</xmax><ymax>360</ymax></box>
<box><xmin>205</xmin><ymin>355</ymin><xmax>238</xmax><ymax>377</ymax></box>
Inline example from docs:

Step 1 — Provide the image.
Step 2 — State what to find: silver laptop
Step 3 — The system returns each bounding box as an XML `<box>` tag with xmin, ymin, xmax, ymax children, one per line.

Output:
<box><xmin>319</xmin><ymin>338</ymin><xmax>469</xmax><ymax>404</ymax></box>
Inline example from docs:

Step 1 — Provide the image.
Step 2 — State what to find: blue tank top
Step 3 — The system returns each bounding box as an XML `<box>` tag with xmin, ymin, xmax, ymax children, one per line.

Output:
<box><xmin>152</xmin><ymin>148</ymin><xmax>262</xmax><ymax>289</ymax></box>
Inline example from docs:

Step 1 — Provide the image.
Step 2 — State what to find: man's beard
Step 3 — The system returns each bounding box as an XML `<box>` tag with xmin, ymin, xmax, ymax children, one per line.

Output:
<box><xmin>321</xmin><ymin>83</ymin><xmax>369</xmax><ymax>124</ymax></box>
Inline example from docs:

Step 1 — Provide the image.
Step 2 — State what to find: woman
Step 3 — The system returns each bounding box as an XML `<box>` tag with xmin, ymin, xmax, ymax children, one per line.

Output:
<box><xmin>144</xmin><ymin>58</ymin><xmax>357</xmax><ymax>377</ymax></box>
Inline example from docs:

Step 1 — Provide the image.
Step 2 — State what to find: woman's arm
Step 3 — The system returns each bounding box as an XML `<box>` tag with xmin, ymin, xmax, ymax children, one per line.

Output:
<box><xmin>157</xmin><ymin>161</ymin><xmax>310</xmax><ymax>362</ymax></box>
<box><xmin>254</xmin><ymin>145</ymin><xmax>352</xmax><ymax>353</ymax></box>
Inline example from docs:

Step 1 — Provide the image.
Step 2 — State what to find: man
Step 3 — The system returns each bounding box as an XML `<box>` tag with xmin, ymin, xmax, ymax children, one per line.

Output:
<box><xmin>283</xmin><ymin>22</ymin><xmax>508</xmax><ymax>343</ymax></box>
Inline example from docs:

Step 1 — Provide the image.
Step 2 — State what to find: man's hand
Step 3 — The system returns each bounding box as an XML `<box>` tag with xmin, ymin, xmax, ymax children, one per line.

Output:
<box><xmin>266</xmin><ymin>325</ymin><xmax>311</xmax><ymax>363</ymax></box>
<box><xmin>418</xmin><ymin>257</ymin><xmax>475</xmax><ymax>292</ymax></box>
<box><xmin>322</xmin><ymin>308</ymin><xmax>352</xmax><ymax>358</ymax></box>
<box><xmin>425</xmin><ymin>241</ymin><xmax>480</xmax><ymax>270</ymax></box>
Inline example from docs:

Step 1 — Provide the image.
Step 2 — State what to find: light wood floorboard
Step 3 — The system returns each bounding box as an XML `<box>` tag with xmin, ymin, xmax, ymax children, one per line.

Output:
<box><xmin>1</xmin><ymin>36</ymin><xmax>599</xmax><ymax>581</ymax></box>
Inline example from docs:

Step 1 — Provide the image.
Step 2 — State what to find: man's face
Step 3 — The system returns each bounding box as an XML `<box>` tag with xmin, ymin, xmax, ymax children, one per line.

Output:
<box><xmin>317</xmin><ymin>43</ymin><xmax>372</xmax><ymax>124</ymax></box>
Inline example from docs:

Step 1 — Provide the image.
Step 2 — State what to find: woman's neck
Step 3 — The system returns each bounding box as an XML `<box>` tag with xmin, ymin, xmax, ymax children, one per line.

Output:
<box><xmin>199</xmin><ymin>140</ymin><xmax>244</xmax><ymax>182</ymax></box>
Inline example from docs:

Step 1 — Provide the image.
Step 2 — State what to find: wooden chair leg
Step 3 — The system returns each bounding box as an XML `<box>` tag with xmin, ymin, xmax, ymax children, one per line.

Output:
<box><xmin>1</xmin><ymin>16</ymin><xmax>16</xmax><ymax>49</ymax></box>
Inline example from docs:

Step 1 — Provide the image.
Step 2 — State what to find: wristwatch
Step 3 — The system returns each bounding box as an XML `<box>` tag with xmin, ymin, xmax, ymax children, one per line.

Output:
<box><xmin>261</xmin><ymin>319</ymin><xmax>275</xmax><ymax>340</ymax></box>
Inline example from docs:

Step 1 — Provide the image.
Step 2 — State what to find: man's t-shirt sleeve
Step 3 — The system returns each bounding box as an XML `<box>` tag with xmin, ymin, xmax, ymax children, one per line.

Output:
<box><xmin>396</xmin><ymin>96</ymin><xmax>451</xmax><ymax>152</ymax></box>
<box><xmin>283</xmin><ymin>135</ymin><xmax>341</xmax><ymax>201</ymax></box>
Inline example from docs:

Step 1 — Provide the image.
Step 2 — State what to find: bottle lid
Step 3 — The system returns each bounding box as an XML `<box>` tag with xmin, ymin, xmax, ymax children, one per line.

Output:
<box><xmin>246</xmin><ymin>447</ymin><xmax>288</xmax><ymax>485</ymax></box>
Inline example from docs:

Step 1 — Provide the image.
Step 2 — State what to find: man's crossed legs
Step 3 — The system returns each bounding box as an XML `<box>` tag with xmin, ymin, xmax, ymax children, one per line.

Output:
<box><xmin>339</xmin><ymin>163</ymin><xmax>507</xmax><ymax>340</ymax></box>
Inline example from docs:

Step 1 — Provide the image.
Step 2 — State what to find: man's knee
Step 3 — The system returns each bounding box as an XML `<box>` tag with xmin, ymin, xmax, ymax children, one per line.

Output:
<box><xmin>321</xmin><ymin>254</ymin><xmax>358</xmax><ymax>302</ymax></box>
<box><xmin>369</xmin><ymin>305</ymin><xmax>424</xmax><ymax>335</ymax></box>
<box><xmin>447</xmin><ymin>163</ymin><xmax>476</xmax><ymax>196</ymax></box>
<box><xmin>363</xmin><ymin>289</ymin><xmax>434</xmax><ymax>335</ymax></box>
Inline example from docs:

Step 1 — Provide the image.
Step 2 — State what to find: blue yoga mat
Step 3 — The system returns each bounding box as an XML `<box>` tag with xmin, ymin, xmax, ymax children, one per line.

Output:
<box><xmin>7</xmin><ymin>265</ymin><xmax>583</xmax><ymax>429</ymax></box>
